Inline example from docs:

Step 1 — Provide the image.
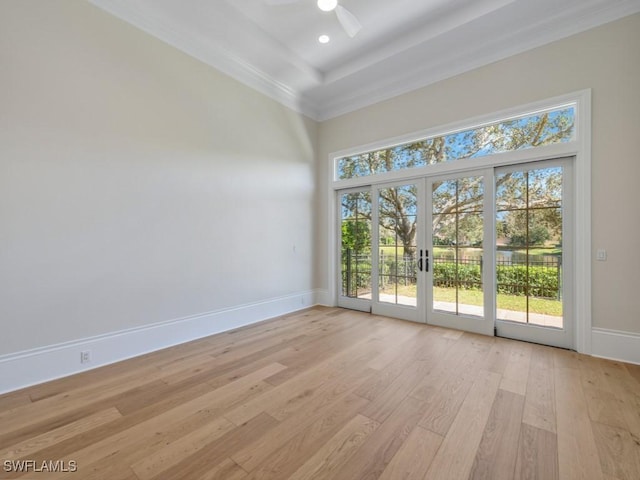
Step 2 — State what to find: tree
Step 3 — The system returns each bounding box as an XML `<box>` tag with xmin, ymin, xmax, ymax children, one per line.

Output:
<box><xmin>378</xmin><ymin>184</ymin><xmax>417</xmax><ymax>255</ymax></box>
<box><xmin>497</xmin><ymin>168</ymin><xmax>563</xmax><ymax>247</ymax></box>
<box><xmin>340</xmin><ymin>109</ymin><xmax>573</xmax><ymax>253</ymax></box>
<box><xmin>341</xmin><ymin>219</ymin><xmax>371</xmax><ymax>253</ymax></box>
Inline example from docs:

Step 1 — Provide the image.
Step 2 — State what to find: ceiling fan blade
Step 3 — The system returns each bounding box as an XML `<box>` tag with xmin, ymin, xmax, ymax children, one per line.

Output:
<box><xmin>264</xmin><ymin>0</ymin><xmax>301</xmax><ymax>5</ymax></box>
<box><xmin>335</xmin><ymin>5</ymin><xmax>362</xmax><ymax>38</ymax></box>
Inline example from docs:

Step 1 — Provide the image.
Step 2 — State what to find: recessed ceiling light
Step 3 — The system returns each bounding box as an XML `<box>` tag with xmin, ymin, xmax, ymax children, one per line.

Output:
<box><xmin>317</xmin><ymin>0</ymin><xmax>338</xmax><ymax>12</ymax></box>
<box><xmin>318</xmin><ymin>34</ymin><xmax>330</xmax><ymax>44</ymax></box>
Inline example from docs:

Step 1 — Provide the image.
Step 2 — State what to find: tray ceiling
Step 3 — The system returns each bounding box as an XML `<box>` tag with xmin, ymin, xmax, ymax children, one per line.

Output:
<box><xmin>90</xmin><ymin>0</ymin><xmax>640</xmax><ymax>120</ymax></box>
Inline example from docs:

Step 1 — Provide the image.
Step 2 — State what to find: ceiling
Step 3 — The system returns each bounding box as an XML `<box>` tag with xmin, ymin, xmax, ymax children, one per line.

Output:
<box><xmin>90</xmin><ymin>0</ymin><xmax>640</xmax><ymax>120</ymax></box>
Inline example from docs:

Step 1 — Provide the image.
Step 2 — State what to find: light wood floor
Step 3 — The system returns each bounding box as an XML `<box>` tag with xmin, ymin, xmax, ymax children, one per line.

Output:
<box><xmin>1</xmin><ymin>307</ymin><xmax>639</xmax><ymax>480</ymax></box>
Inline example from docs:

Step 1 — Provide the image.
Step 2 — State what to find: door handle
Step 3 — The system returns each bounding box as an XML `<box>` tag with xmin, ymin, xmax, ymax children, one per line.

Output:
<box><xmin>418</xmin><ymin>249</ymin><xmax>423</xmax><ymax>272</ymax></box>
<box><xmin>425</xmin><ymin>250</ymin><xmax>429</xmax><ymax>272</ymax></box>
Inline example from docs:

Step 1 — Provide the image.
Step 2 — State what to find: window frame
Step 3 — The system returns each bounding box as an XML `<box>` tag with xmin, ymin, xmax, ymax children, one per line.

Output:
<box><xmin>326</xmin><ymin>90</ymin><xmax>592</xmax><ymax>354</ymax></box>
<box><xmin>335</xmin><ymin>104</ymin><xmax>577</xmax><ymax>182</ymax></box>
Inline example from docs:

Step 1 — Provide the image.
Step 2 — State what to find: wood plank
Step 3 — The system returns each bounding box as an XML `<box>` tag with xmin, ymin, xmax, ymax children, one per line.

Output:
<box><xmin>413</xmin><ymin>333</ymin><xmax>492</xmax><ymax>437</ymax></box>
<box><xmin>328</xmin><ymin>395</ymin><xmax>428</xmax><ymax>480</ymax></box>
<box><xmin>231</xmin><ymin>393</ymin><xmax>369</xmax><ymax>473</ymax></box>
<box><xmin>67</xmin><ymin>460</ymin><xmax>141</xmax><ymax>480</ymax></box>
<box><xmin>417</xmin><ymin>372</ymin><xmax>474</xmax><ymax>437</ymax></box>
<box><xmin>582</xmin><ymin>386</ymin><xmax>628</xmax><ymax>429</ymax></box>
<box><xmin>263</xmin><ymin>319</ymin><xmax>379</xmax><ymax>385</ymax></box>
<box><xmin>377</xmin><ymin>426</ymin><xmax>442</xmax><ymax>480</ymax></box>
<box><xmin>0</xmin><ymin>391</ymin><xmax>31</xmax><ymax>410</ymax></box>
<box><xmin>19</xmin><ymin>358</ymin><xmax>278</xmax><ymax>467</ymax></box>
<box><xmin>287</xmin><ymin>414</ymin><xmax>379</xmax><ymax>480</ymax></box>
<box><xmin>0</xmin><ymin>308</ymin><xmax>638</xmax><ymax>480</ymax></box>
<box><xmin>597</xmin><ymin>358</ymin><xmax>635</xmax><ymax>382</ymax></box>
<box><xmin>0</xmin><ymin>407</ymin><xmax>122</xmax><ymax>461</ymax></box>
<box><xmin>423</xmin><ymin>369</ymin><xmax>501</xmax><ymax>480</ymax></box>
<box><xmin>514</xmin><ymin>423</ymin><xmax>559</xmax><ymax>480</ymax></box>
<box><xmin>0</xmin><ymin>375</ymin><xmax>167</xmax><ymax>438</ymax></box>
<box><xmin>469</xmin><ymin>389</ymin><xmax>525</xmax><ymax>480</ymax></box>
<box><xmin>34</xmin><ymin>363</ymin><xmax>286</xmax><ymax>479</ymax></box>
<box><xmin>522</xmin><ymin>344</ymin><xmax>557</xmax><ymax>433</ymax></box>
<box><xmin>48</xmin><ymin>416</ymin><xmax>237</xmax><ymax>480</ymax></box>
<box><xmin>552</xmin><ymin>347</ymin><xmax>583</xmax><ymax>370</ymax></box>
<box><xmin>145</xmin><ymin>413</ymin><xmax>277</xmax><ymax>480</ymax></box>
<box><xmin>499</xmin><ymin>341</ymin><xmax>532</xmax><ymax>396</ymax></box>
<box><xmin>603</xmin><ymin>370</ymin><xmax>640</xmax><ymax>439</ymax></box>
<box><xmin>360</xmin><ymin>329</ymin><xmax>453</xmax><ymax>423</ymax></box>
<box><xmin>441</xmin><ymin>329</ymin><xmax>464</xmax><ymax>340</ymax></box>
<box><xmin>482</xmin><ymin>338</ymin><xmax>513</xmax><ymax>375</ymax></box>
<box><xmin>196</xmin><ymin>459</ymin><xmax>248</xmax><ymax>480</ymax></box>
<box><xmin>410</xmin><ymin>332</ymin><xmax>492</xmax><ymax>404</ymax></box>
<box><xmin>240</xmin><ymin>394</ymin><xmax>370</xmax><ymax>480</ymax></box>
<box><xmin>554</xmin><ymin>366</ymin><xmax>604</xmax><ymax>480</ymax></box>
<box><xmin>353</xmin><ymin>327</ymin><xmax>440</xmax><ymax>402</ymax></box>
<box><xmin>365</xmin><ymin>323</ymin><xmax>422</xmax><ymax>371</ymax></box>
<box><xmin>224</xmin><ymin>336</ymin><xmax>378</xmax><ymax>426</ymax></box>
<box><xmin>411</xmin><ymin>335</ymin><xmax>491</xmax><ymax>436</ymax></box>
<box><xmin>592</xmin><ymin>421</ymin><xmax>640</xmax><ymax>480</ymax></box>
<box><xmin>625</xmin><ymin>362</ymin><xmax>640</xmax><ymax>386</ymax></box>
<box><xmin>133</xmin><ymin>413</ymin><xmax>276</xmax><ymax>480</ymax></box>
<box><xmin>577</xmin><ymin>351</ymin><xmax>611</xmax><ymax>391</ymax></box>
<box><xmin>360</xmin><ymin>360</ymin><xmax>430</xmax><ymax>423</ymax></box>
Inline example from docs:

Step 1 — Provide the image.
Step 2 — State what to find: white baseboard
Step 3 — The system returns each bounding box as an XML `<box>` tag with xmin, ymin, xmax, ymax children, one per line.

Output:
<box><xmin>591</xmin><ymin>328</ymin><xmax>640</xmax><ymax>365</ymax></box>
<box><xmin>0</xmin><ymin>289</ymin><xmax>322</xmax><ymax>395</ymax></box>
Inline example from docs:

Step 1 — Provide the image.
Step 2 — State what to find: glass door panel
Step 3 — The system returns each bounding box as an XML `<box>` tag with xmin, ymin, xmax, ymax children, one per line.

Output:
<box><xmin>495</xmin><ymin>160</ymin><xmax>573</xmax><ymax>349</ymax></box>
<box><xmin>427</xmin><ymin>172</ymin><xmax>494</xmax><ymax>336</ymax></box>
<box><xmin>336</xmin><ymin>160</ymin><xmax>573</xmax><ymax>349</ymax></box>
<box><xmin>372</xmin><ymin>182</ymin><xmax>421</xmax><ymax>322</ymax></box>
<box><xmin>338</xmin><ymin>190</ymin><xmax>372</xmax><ymax>312</ymax></box>
<box><xmin>432</xmin><ymin>176</ymin><xmax>484</xmax><ymax>317</ymax></box>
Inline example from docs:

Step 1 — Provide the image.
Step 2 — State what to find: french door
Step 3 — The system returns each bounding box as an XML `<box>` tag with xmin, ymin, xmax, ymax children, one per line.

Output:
<box><xmin>425</xmin><ymin>170</ymin><xmax>495</xmax><ymax>336</ymax></box>
<box><xmin>337</xmin><ymin>182</ymin><xmax>422</xmax><ymax>322</ymax></box>
<box><xmin>338</xmin><ymin>158</ymin><xmax>574</xmax><ymax>349</ymax></box>
<box><xmin>493</xmin><ymin>159</ymin><xmax>574</xmax><ymax>349</ymax></box>
<box><xmin>372</xmin><ymin>182</ymin><xmax>421</xmax><ymax>322</ymax></box>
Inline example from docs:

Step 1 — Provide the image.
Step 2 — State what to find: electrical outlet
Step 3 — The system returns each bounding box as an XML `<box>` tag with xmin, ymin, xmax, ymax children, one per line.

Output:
<box><xmin>80</xmin><ymin>350</ymin><xmax>91</xmax><ymax>364</ymax></box>
<box><xmin>596</xmin><ymin>249</ymin><xmax>607</xmax><ymax>261</ymax></box>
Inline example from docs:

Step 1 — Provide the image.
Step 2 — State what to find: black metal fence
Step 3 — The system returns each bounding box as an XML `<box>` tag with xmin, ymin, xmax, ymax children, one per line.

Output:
<box><xmin>342</xmin><ymin>249</ymin><xmax>562</xmax><ymax>300</ymax></box>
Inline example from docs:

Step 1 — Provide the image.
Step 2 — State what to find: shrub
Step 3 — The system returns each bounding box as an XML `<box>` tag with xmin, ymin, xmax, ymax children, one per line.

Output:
<box><xmin>433</xmin><ymin>261</ymin><xmax>560</xmax><ymax>298</ymax></box>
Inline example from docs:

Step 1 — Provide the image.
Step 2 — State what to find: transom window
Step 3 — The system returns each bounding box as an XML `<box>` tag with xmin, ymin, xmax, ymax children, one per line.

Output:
<box><xmin>336</xmin><ymin>105</ymin><xmax>575</xmax><ymax>180</ymax></box>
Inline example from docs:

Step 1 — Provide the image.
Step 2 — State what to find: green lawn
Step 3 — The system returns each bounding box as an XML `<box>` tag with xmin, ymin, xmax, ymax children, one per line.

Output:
<box><xmin>377</xmin><ymin>246</ymin><xmax>561</xmax><ymax>257</ymax></box>
<box><xmin>382</xmin><ymin>285</ymin><xmax>562</xmax><ymax>316</ymax></box>
<box><xmin>433</xmin><ymin>287</ymin><xmax>562</xmax><ymax>316</ymax></box>
<box><xmin>497</xmin><ymin>247</ymin><xmax>562</xmax><ymax>256</ymax></box>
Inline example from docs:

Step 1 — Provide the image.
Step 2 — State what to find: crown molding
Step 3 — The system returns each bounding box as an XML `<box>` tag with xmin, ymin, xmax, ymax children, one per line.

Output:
<box><xmin>89</xmin><ymin>0</ymin><xmax>320</xmax><ymax>119</ymax></box>
<box><xmin>90</xmin><ymin>0</ymin><xmax>640</xmax><ymax>122</ymax></box>
<box><xmin>313</xmin><ymin>1</ymin><xmax>640</xmax><ymax>120</ymax></box>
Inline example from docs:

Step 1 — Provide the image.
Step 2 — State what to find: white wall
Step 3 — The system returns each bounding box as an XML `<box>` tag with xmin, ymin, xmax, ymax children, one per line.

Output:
<box><xmin>1</xmin><ymin>2</ymin><xmax>639</xmax><ymax>391</ymax></box>
<box><xmin>0</xmin><ymin>1</ymin><xmax>318</xmax><ymax>360</ymax></box>
<box><xmin>318</xmin><ymin>14</ymin><xmax>640</xmax><ymax>336</ymax></box>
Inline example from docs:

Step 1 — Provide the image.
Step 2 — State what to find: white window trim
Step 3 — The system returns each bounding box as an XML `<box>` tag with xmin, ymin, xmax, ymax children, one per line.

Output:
<box><xmin>327</xmin><ymin>89</ymin><xmax>592</xmax><ymax>354</ymax></box>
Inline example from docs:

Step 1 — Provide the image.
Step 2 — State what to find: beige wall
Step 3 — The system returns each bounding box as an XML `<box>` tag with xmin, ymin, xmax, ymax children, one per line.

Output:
<box><xmin>318</xmin><ymin>13</ymin><xmax>640</xmax><ymax>334</ymax></box>
<box><xmin>0</xmin><ymin>1</ymin><xmax>318</xmax><ymax>355</ymax></box>
<box><xmin>1</xmin><ymin>0</ymin><xmax>638</xmax><ymax>363</ymax></box>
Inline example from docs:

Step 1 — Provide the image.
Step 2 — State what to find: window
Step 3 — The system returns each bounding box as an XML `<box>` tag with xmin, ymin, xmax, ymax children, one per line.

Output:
<box><xmin>340</xmin><ymin>191</ymin><xmax>372</xmax><ymax>299</ymax></box>
<box><xmin>336</xmin><ymin>105</ymin><xmax>575</xmax><ymax>180</ymax></box>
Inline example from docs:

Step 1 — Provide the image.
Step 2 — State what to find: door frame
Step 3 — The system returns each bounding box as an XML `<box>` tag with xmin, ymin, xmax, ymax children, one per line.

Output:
<box><xmin>370</xmin><ymin>180</ymin><xmax>424</xmax><ymax>323</ymax></box>
<box><xmin>493</xmin><ymin>158</ymin><xmax>575</xmax><ymax>349</ymax></box>
<box><xmin>335</xmin><ymin>160</ymin><xmax>574</xmax><ymax>346</ymax></box>
<box><xmin>336</xmin><ymin>186</ymin><xmax>373</xmax><ymax>314</ymax></box>
<box><xmin>424</xmin><ymin>168</ymin><xmax>496</xmax><ymax>336</ymax></box>
<box><xmin>328</xmin><ymin>90</ymin><xmax>591</xmax><ymax>353</ymax></box>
